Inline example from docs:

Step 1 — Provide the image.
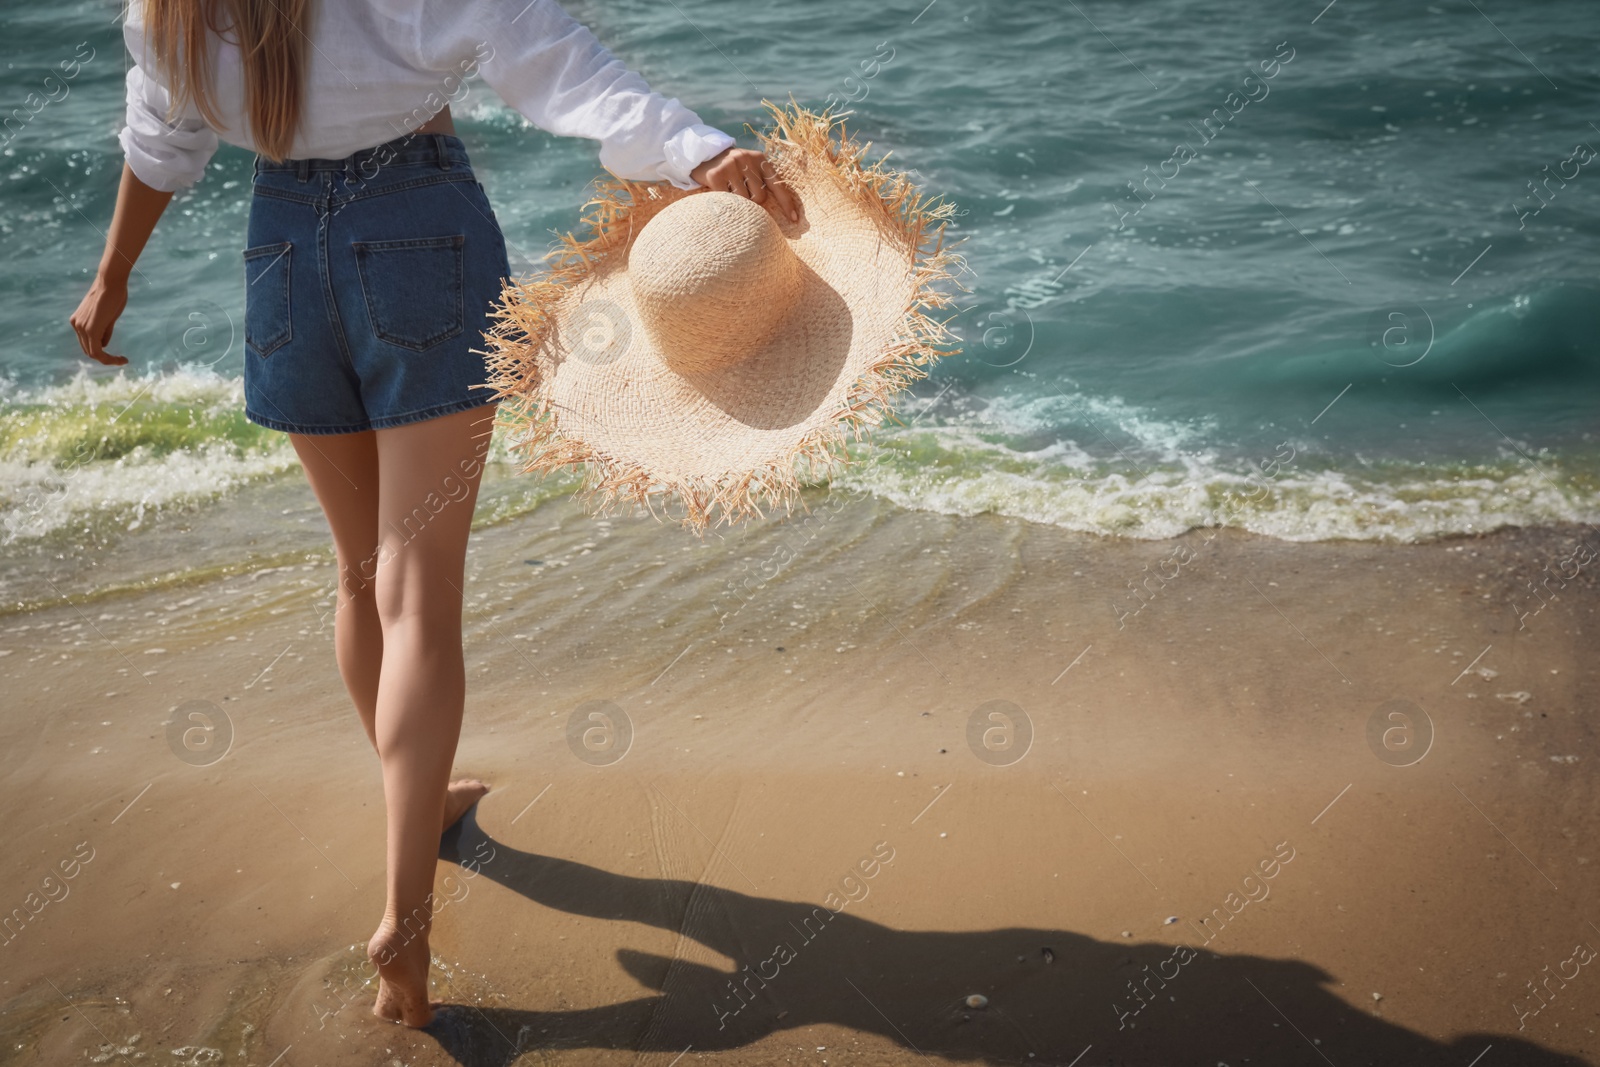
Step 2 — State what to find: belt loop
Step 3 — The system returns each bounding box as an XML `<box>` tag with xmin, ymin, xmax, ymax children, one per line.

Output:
<box><xmin>434</xmin><ymin>133</ymin><xmax>451</xmax><ymax>170</ymax></box>
<box><xmin>296</xmin><ymin>157</ymin><xmax>310</xmax><ymax>182</ymax></box>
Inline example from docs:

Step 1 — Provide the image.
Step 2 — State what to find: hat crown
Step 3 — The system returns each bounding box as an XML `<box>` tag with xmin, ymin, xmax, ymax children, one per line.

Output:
<box><xmin>629</xmin><ymin>192</ymin><xmax>801</xmax><ymax>374</ymax></box>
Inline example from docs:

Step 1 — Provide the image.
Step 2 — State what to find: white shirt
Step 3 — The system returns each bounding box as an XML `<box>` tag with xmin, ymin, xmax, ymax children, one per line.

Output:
<box><xmin>120</xmin><ymin>0</ymin><xmax>736</xmax><ymax>193</ymax></box>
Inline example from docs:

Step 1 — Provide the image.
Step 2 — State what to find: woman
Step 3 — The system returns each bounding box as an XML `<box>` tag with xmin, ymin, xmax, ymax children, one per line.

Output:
<box><xmin>69</xmin><ymin>0</ymin><xmax>798</xmax><ymax>1029</ymax></box>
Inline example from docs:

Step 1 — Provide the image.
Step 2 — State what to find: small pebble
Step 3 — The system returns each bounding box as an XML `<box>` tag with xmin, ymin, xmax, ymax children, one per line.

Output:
<box><xmin>1372</xmin><ymin>992</ymin><xmax>1383</xmax><ymax>1002</ymax></box>
<box><xmin>1164</xmin><ymin>916</ymin><xmax>1179</xmax><ymax>925</ymax></box>
<box><xmin>1121</xmin><ymin>931</ymin><xmax>1131</xmax><ymax>938</ymax></box>
<box><xmin>965</xmin><ymin>994</ymin><xmax>988</xmax><ymax>1009</ymax></box>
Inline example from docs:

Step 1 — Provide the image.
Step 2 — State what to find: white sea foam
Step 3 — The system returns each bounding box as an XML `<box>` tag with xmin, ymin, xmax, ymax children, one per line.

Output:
<box><xmin>0</xmin><ymin>368</ymin><xmax>297</xmax><ymax>543</ymax></box>
<box><xmin>844</xmin><ymin>394</ymin><xmax>1599</xmax><ymax>542</ymax></box>
<box><xmin>0</xmin><ymin>367</ymin><xmax>549</xmax><ymax>545</ymax></box>
<box><xmin>3</xmin><ymin>369</ymin><xmax>1594</xmax><ymax>546</ymax></box>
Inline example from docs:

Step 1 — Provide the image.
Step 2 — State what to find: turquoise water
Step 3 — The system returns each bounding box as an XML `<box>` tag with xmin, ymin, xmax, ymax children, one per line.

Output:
<box><xmin>3</xmin><ymin>0</ymin><xmax>1598</xmax><ymax>547</ymax></box>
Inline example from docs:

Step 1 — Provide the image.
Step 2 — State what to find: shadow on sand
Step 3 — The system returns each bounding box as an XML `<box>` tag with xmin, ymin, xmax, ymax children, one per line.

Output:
<box><xmin>422</xmin><ymin>818</ymin><xmax>1580</xmax><ymax>1066</ymax></box>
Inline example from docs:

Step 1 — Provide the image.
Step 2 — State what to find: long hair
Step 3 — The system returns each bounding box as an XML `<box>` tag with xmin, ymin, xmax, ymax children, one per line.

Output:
<box><xmin>141</xmin><ymin>0</ymin><xmax>309</xmax><ymax>162</ymax></box>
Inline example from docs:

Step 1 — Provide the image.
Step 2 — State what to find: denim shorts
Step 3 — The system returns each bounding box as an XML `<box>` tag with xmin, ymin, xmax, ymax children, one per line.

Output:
<box><xmin>242</xmin><ymin>133</ymin><xmax>510</xmax><ymax>434</ymax></box>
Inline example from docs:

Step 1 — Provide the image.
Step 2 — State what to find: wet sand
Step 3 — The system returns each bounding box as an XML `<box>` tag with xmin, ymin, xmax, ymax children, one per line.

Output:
<box><xmin>1</xmin><ymin>490</ymin><xmax>1598</xmax><ymax>1066</ymax></box>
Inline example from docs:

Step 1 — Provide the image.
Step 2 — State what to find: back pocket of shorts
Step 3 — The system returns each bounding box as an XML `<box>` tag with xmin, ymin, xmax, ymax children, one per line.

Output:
<box><xmin>243</xmin><ymin>242</ymin><xmax>293</xmax><ymax>359</ymax></box>
<box><xmin>353</xmin><ymin>235</ymin><xmax>465</xmax><ymax>352</ymax></box>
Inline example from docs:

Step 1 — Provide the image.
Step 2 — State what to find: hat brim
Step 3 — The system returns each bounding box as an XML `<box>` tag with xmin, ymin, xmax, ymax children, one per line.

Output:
<box><xmin>483</xmin><ymin>100</ymin><xmax>962</xmax><ymax>531</ymax></box>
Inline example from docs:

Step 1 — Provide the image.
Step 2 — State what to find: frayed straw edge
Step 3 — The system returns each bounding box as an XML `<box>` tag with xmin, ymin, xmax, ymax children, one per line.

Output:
<box><xmin>482</xmin><ymin>98</ymin><xmax>966</xmax><ymax>533</ymax></box>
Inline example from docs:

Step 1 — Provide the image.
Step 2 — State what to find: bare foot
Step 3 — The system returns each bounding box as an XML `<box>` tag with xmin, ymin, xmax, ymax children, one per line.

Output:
<box><xmin>443</xmin><ymin>778</ymin><xmax>490</xmax><ymax>833</ymax></box>
<box><xmin>369</xmin><ymin>921</ymin><xmax>435</xmax><ymax>1027</ymax></box>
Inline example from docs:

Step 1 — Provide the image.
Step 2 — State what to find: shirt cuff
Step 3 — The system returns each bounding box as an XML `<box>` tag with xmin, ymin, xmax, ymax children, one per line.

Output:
<box><xmin>660</xmin><ymin>123</ymin><xmax>736</xmax><ymax>190</ymax></box>
<box><xmin>119</xmin><ymin>127</ymin><xmax>196</xmax><ymax>192</ymax></box>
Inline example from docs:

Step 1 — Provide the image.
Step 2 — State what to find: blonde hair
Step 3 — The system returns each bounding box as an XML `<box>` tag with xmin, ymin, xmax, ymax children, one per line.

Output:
<box><xmin>143</xmin><ymin>0</ymin><xmax>308</xmax><ymax>162</ymax></box>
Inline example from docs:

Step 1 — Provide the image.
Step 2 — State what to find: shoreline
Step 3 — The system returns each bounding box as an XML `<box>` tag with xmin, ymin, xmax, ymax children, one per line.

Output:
<box><xmin>7</xmin><ymin>451</ymin><xmax>1597</xmax><ymax>614</ymax></box>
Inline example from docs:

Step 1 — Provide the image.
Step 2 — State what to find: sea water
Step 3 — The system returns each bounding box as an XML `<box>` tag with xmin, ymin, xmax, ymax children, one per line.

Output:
<box><xmin>3</xmin><ymin>0</ymin><xmax>1597</xmax><ymax>582</ymax></box>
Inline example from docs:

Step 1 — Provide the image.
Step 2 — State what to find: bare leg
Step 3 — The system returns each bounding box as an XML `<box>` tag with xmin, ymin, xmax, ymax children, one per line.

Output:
<box><xmin>288</xmin><ymin>431</ymin><xmax>383</xmax><ymax>737</ymax></box>
<box><xmin>289</xmin><ymin>430</ymin><xmax>489</xmax><ymax>834</ymax></box>
<box><xmin>361</xmin><ymin>404</ymin><xmax>496</xmax><ymax>1028</ymax></box>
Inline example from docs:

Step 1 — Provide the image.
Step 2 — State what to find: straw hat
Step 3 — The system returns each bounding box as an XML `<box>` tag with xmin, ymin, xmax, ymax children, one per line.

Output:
<box><xmin>483</xmin><ymin>100</ymin><xmax>961</xmax><ymax>530</ymax></box>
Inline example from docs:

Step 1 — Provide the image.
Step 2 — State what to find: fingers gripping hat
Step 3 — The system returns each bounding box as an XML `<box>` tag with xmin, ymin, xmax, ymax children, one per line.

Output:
<box><xmin>483</xmin><ymin>100</ymin><xmax>962</xmax><ymax>531</ymax></box>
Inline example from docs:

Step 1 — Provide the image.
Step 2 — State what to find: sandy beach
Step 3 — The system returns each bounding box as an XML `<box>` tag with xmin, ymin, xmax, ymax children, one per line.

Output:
<box><xmin>2</xmin><ymin>483</ymin><xmax>1596</xmax><ymax>1066</ymax></box>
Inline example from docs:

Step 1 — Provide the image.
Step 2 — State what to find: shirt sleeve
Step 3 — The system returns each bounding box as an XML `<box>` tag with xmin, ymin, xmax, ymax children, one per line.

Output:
<box><xmin>119</xmin><ymin>8</ymin><xmax>220</xmax><ymax>192</ymax></box>
<box><xmin>464</xmin><ymin>0</ymin><xmax>735</xmax><ymax>189</ymax></box>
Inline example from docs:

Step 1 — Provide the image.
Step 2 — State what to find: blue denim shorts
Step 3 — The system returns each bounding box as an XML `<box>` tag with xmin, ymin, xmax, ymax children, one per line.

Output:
<box><xmin>242</xmin><ymin>133</ymin><xmax>510</xmax><ymax>434</ymax></box>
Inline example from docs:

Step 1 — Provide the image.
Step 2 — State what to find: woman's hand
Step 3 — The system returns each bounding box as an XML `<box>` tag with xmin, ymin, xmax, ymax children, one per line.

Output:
<box><xmin>691</xmin><ymin>147</ymin><xmax>800</xmax><ymax>223</ymax></box>
<box><xmin>70</xmin><ymin>273</ymin><xmax>130</xmax><ymax>366</ymax></box>
<box><xmin>68</xmin><ymin>163</ymin><xmax>174</xmax><ymax>367</ymax></box>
